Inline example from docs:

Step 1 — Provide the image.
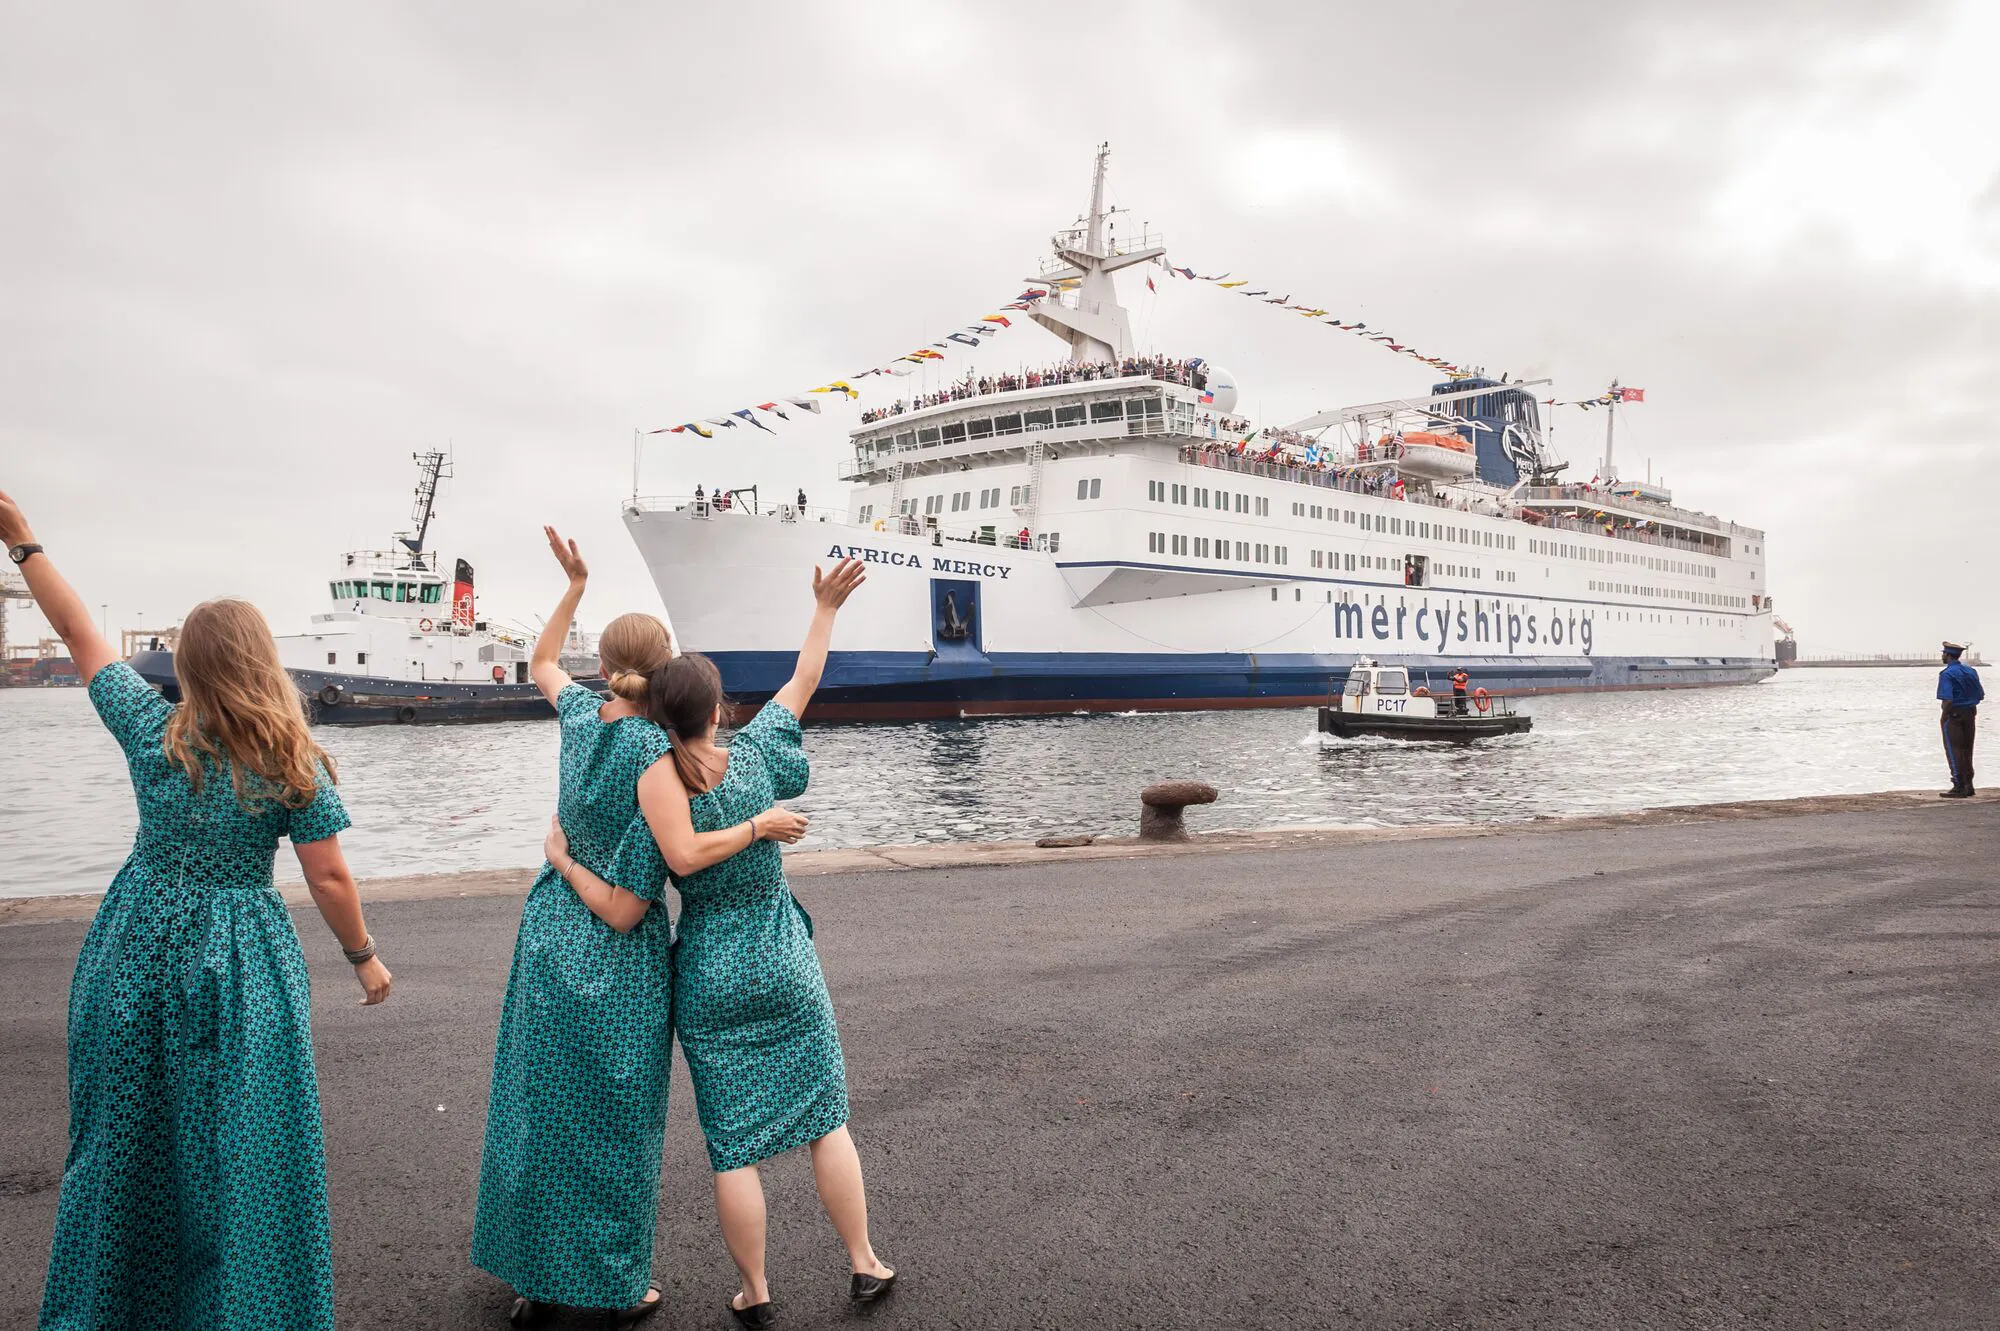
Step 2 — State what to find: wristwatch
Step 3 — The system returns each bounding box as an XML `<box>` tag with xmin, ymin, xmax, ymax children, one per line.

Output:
<box><xmin>6</xmin><ymin>543</ymin><xmax>42</xmax><ymax>566</ymax></box>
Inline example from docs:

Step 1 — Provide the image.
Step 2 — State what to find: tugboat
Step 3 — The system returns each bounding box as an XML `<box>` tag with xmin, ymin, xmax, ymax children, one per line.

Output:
<box><xmin>1317</xmin><ymin>659</ymin><xmax>1531</xmax><ymax>742</ymax></box>
<box><xmin>130</xmin><ymin>452</ymin><xmax>605</xmax><ymax>724</ymax></box>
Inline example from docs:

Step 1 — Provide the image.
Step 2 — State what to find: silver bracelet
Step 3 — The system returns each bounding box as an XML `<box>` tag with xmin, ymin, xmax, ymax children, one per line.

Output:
<box><xmin>343</xmin><ymin>935</ymin><xmax>377</xmax><ymax>965</ymax></box>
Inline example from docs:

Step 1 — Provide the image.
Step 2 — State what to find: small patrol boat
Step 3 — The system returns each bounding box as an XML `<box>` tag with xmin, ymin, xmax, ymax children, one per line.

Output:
<box><xmin>130</xmin><ymin>451</ymin><xmax>607</xmax><ymax>725</ymax></box>
<box><xmin>1317</xmin><ymin>659</ymin><xmax>1532</xmax><ymax>742</ymax></box>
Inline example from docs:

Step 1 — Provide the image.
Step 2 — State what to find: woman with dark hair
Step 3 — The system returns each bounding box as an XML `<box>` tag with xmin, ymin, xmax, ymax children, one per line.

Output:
<box><xmin>3</xmin><ymin>487</ymin><xmax>391</xmax><ymax>1331</ymax></box>
<box><xmin>553</xmin><ymin>558</ymin><xmax>889</xmax><ymax>1327</ymax></box>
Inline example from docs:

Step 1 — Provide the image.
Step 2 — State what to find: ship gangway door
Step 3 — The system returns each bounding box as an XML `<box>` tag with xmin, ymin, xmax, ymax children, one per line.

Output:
<box><xmin>929</xmin><ymin>578</ymin><xmax>992</xmax><ymax>673</ymax></box>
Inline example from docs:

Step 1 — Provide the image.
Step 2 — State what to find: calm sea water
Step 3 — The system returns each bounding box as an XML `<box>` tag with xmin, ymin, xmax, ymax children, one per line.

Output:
<box><xmin>0</xmin><ymin>668</ymin><xmax>1955</xmax><ymax>898</ymax></box>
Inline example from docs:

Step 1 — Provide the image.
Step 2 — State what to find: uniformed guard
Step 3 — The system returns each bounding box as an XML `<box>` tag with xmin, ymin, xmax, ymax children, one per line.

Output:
<box><xmin>1937</xmin><ymin>641</ymin><xmax>1983</xmax><ymax>798</ymax></box>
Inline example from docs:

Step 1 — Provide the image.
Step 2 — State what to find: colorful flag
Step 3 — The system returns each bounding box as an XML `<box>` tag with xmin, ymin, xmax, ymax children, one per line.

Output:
<box><xmin>810</xmin><ymin>381</ymin><xmax>858</xmax><ymax>399</ymax></box>
<box><xmin>733</xmin><ymin>409</ymin><xmax>774</xmax><ymax>434</ymax></box>
<box><xmin>946</xmin><ymin>332</ymin><xmax>980</xmax><ymax>347</ymax></box>
<box><xmin>982</xmin><ymin>314</ymin><xmax>1013</xmax><ymax>326</ymax></box>
<box><xmin>757</xmin><ymin>402</ymin><xmax>789</xmax><ymax>420</ymax></box>
<box><xmin>1146</xmin><ymin>275</ymin><xmax>1156</xmax><ymax>292</ymax></box>
<box><xmin>1617</xmin><ymin>387</ymin><xmax>1646</xmax><ymax>402</ymax></box>
<box><xmin>1217</xmin><ymin>280</ymin><xmax>1248</xmax><ymax>289</ymax></box>
<box><xmin>787</xmin><ymin>398</ymin><xmax>823</xmax><ymax>415</ymax></box>
<box><xmin>681</xmin><ymin>422</ymin><xmax>714</xmax><ymax>438</ymax></box>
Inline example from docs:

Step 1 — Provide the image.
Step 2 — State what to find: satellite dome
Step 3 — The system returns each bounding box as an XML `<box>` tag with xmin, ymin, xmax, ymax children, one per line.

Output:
<box><xmin>1193</xmin><ymin>360</ymin><xmax>1240</xmax><ymax>414</ymax></box>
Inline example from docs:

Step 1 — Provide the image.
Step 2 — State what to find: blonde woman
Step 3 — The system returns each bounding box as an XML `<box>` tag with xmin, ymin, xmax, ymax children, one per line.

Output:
<box><xmin>2</xmin><ymin>489</ymin><xmax>391</xmax><ymax>1331</ymax></box>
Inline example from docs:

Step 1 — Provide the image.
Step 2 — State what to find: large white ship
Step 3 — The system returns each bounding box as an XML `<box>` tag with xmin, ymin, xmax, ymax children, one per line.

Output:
<box><xmin>625</xmin><ymin>148</ymin><xmax>1775</xmax><ymax>719</ymax></box>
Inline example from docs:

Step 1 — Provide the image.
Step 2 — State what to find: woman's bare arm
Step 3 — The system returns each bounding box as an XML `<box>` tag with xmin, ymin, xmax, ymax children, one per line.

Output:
<box><xmin>530</xmin><ymin>526</ymin><xmax>587</xmax><ymax>704</ymax></box>
<box><xmin>771</xmin><ymin>558</ymin><xmax>865</xmax><ymax>718</ymax></box>
<box><xmin>542</xmin><ymin>818</ymin><xmax>651</xmax><ymax>933</ymax></box>
<box><xmin>0</xmin><ymin>489</ymin><xmax>118</xmax><ymax>684</ymax></box>
<box><xmin>294</xmin><ymin>836</ymin><xmax>393</xmax><ymax>1004</ymax></box>
<box><xmin>636</xmin><ymin>757</ymin><xmax>808</xmax><ymax>878</ymax></box>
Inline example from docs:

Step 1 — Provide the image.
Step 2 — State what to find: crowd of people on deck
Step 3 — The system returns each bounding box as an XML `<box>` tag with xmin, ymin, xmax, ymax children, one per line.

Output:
<box><xmin>858</xmin><ymin>355</ymin><xmax>1211</xmax><ymax>423</ymax></box>
<box><xmin>2</xmin><ymin>481</ymin><xmax>898</xmax><ymax>1331</ymax></box>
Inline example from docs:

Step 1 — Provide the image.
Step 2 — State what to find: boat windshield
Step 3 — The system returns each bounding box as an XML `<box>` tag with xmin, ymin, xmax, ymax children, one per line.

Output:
<box><xmin>1375</xmin><ymin>670</ymin><xmax>1409</xmax><ymax>696</ymax></box>
<box><xmin>1342</xmin><ymin>676</ymin><xmax>1366</xmax><ymax>698</ymax></box>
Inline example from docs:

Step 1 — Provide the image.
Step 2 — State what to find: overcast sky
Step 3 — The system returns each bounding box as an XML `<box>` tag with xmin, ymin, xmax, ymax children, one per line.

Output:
<box><xmin>4</xmin><ymin>0</ymin><xmax>1995</xmax><ymax>658</ymax></box>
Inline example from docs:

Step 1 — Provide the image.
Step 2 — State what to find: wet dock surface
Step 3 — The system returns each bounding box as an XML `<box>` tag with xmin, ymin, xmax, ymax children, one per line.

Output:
<box><xmin>3</xmin><ymin>802</ymin><xmax>1996</xmax><ymax>1329</ymax></box>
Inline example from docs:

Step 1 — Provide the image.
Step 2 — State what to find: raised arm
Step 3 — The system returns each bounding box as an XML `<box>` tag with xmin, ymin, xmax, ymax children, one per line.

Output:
<box><xmin>531</xmin><ymin>525</ymin><xmax>588</xmax><ymax>704</ymax></box>
<box><xmin>636</xmin><ymin>755</ymin><xmax>808</xmax><ymax>878</ymax></box>
<box><xmin>0</xmin><ymin>488</ymin><xmax>119</xmax><ymax>684</ymax></box>
<box><xmin>771</xmin><ymin>558</ymin><xmax>866</xmax><ymax>718</ymax></box>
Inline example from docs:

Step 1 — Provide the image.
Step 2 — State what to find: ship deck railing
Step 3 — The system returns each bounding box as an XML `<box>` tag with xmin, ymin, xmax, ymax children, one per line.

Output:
<box><xmin>1182</xmin><ymin>447</ymin><xmax>1735</xmax><ymax>559</ymax></box>
<box><xmin>625</xmin><ymin>495</ymin><xmax>1060</xmax><ymax>552</ymax></box>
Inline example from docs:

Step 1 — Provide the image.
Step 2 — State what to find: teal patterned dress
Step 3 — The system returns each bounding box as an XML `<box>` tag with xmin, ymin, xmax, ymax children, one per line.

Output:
<box><xmin>40</xmin><ymin>662</ymin><xmax>351</xmax><ymax>1331</ymax></box>
<box><xmin>471</xmin><ymin>684</ymin><xmax>676</xmax><ymax>1310</ymax></box>
<box><xmin>674</xmin><ymin>701</ymin><xmax>849</xmax><ymax>1172</ymax></box>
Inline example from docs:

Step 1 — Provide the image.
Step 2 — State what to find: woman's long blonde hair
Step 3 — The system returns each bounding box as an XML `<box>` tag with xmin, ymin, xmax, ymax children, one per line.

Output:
<box><xmin>164</xmin><ymin>598</ymin><xmax>335</xmax><ymax>810</ymax></box>
<box><xmin>599</xmin><ymin>612</ymin><xmax>674</xmax><ymax>703</ymax></box>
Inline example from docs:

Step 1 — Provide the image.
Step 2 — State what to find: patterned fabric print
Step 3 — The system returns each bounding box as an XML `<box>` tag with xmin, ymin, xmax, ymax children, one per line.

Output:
<box><xmin>471</xmin><ymin>684</ymin><xmax>677</xmax><ymax>1310</ymax></box>
<box><xmin>673</xmin><ymin>701</ymin><xmax>849</xmax><ymax>1173</ymax></box>
<box><xmin>41</xmin><ymin>662</ymin><xmax>349</xmax><ymax>1331</ymax></box>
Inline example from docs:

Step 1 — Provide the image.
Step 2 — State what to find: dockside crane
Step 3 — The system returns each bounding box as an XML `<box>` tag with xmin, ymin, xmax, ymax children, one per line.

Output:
<box><xmin>1</xmin><ymin>567</ymin><xmax>34</xmax><ymax>668</ymax></box>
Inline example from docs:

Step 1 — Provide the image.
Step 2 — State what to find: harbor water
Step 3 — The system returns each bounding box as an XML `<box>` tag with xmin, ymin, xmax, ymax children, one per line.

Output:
<box><xmin>0</xmin><ymin>668</ymin><xmax>1954</xmax><ymax>899</ymax></box>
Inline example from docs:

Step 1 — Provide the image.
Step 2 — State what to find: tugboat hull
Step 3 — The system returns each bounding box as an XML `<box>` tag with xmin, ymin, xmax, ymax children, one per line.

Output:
<box><xmin>1317</xmin><ymin>706</ymin><xmax>1532</xmax><ymax>743</ymax></box>
<box><xmin>128</xmin><ymin>652</ymin><xmax>606</xmax><ymax>725</ymax></box>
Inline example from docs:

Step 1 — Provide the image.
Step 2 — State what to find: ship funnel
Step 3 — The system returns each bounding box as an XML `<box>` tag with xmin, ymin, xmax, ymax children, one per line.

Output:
<box><xmin>453</xmin><ymin>559</ymin><xmax>475</xmax><ymax>630</ymax></box>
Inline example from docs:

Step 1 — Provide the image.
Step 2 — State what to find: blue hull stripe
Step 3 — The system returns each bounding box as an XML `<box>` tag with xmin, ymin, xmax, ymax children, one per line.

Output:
<box><xmin>706</xmin><ymin>649</ymin><xmax>1774</xmax><ymax>706</ymax></box>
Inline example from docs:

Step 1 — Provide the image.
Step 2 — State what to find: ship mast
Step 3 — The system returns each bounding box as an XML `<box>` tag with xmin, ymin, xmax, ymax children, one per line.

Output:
<box><xmin>1602</xmin><ymin>381</ymin><xmax>1618</xmax><ymax>486</ymax></box>
<box><xmin>1028</xmin><ymin>143</ymin><xmax>1165</xmax><ymax>362</ymax></box>
<box><xmin>398</xmin><ymin>450</ymin><xmax>451</xmax><ymax>563</ymax></box>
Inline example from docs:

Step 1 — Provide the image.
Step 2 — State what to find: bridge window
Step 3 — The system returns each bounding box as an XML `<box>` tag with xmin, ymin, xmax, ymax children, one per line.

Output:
<box><xmin>993</xmin><ymin>413</ymin><xmax>1022</xmax><ymax>435</ymax></box>
<box><xmin>966</xmin><ymin>418</ymin><xmax>993</xmax><ymax>440</ymax></box>
<box><xmin>1024</xmin><ymin>408</ymin><xmax>1054</xmax><ymax>430</ymax></box>
<box><xmin>1089</xmin><ymin>400</ymin><xmax>1123</xmax><ymax>422</ymax></box>
<box><xmin>940</xmin><ymin>422</ymin><xmax>967</xmax><ymax>444</ymax></box>
<box><xmin>1054</xmin><ymin>405</ymin><xmax>1086</xmax><ymax>427</ymax></box>
<box><xmin>917</xmin><ymin>428</ymin><xmax>941</xmax><ymax>448</ymax></box>
<box><xmin>896</xmin><ymin>432</ymin><xmax>916</xmax><ymax>452</ymax></box>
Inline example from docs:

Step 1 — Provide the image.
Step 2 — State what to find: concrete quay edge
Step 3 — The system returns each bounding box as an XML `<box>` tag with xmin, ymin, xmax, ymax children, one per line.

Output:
<box><xmin>3</xmin><ymin>787</ymin><xmax>1985</xmax><ymax>927</ymax></box>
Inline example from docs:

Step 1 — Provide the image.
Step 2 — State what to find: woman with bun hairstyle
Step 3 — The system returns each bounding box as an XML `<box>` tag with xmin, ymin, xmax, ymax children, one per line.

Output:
<box><xmin>1</xmin><ymin>488</ymin><xmax>392</xmax><ymax>1331</ymax></box>
<box><xmin>471</xmin><ymin>528</ymin><xmax>674</xmax><ymax>1326</ymax></box>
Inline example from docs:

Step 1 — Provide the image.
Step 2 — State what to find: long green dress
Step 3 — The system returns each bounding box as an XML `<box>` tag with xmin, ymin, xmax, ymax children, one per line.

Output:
<box><xmin>674</xmin><ymin>701</ymin><xmax>849</xmax><ymax>1172</ymax></box>
<box><xmin>471</xmin><ymin>683</ymin><xmax>676</xmax><ymax>1310</ymax></box>
<box><xmin>40</xmin><ymin>662</ymin><xmax>351</xmax><ymax>1331</ymax></box>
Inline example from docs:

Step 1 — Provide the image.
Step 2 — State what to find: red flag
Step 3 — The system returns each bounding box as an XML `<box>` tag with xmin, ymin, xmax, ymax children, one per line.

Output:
<box><xmin>1618</xmin><ymin>387</ymin><xmax>1646</xmax><ymax>402</ymax></box>
<box><xmin>1146</xmin><ymin>275</ymin><xmax>1156</xmax><ymax>292</ymax></box>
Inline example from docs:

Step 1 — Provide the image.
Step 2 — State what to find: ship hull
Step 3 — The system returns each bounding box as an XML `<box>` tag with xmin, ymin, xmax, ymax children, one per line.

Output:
<box><xmin>703</xmin><ymin>648</ymin><xmax>1771</xmax><ymax>719</ymax></box>
<box><xmin>626</xmin><ymin>501</ymin><xmax>1776</xmax><ymax>722</ymax></box>
<box><xmin>128</xmin><ymin>652</ymin><xmax>606</xmax><ymax>725</ymax></box>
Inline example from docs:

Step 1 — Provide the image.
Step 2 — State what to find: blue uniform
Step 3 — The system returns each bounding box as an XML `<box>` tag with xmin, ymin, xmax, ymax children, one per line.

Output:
<box><xmin>1937</xmin><ymin>660</ymin><xmax>1983</xmax><ymax>709</ymax></box>
<box><xmin>1938</xmin><ymin>659</ymin><xmax>1981</xmax><ymax>793</ymax></box>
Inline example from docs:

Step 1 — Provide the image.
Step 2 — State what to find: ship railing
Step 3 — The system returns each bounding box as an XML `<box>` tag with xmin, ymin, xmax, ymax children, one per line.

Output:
<box><xmin>1181</xmin><ymin>447</ymin><xmax>1735</xmax><ymax>558</ymax></box>
<box><xmin>1519</xmin><ymin>485</ymin><xmax>1729</xmax><ymax>534</ymax></box>
<box><xmin>627</xmin><ymin>496</ymin><xmax>857</xmax><ymax>526</ymax></box>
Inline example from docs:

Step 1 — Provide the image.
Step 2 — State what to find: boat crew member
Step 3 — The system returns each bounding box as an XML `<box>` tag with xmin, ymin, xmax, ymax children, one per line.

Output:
<box><xmin>1018</xmin><ymin>526</ymin><xmax>1032</xmax><ymax>548</ymax></box>
<box><xmin>1937</xmin><ymin>641</ymin><xmax>1982</xmax><ymax>798</ymax></box>
<box><xmin>797</xmin><ymin>487</ymin><xmax>808</xmax><ymax>510</ymax></box>
<box><xmin>1451</xmin><ymin>668</ymin><xmax>1470</xmax><ymax>716</ymax></box>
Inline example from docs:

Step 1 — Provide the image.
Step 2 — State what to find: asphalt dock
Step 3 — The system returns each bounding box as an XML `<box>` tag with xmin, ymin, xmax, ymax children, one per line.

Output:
<box><xmin>2</xmin><ymin>794</ymin><xmax>1995</xmax><ymax>1329</ymax></box>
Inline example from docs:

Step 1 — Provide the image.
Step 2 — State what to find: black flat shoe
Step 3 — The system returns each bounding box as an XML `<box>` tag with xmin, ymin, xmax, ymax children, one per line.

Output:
<box><xmin>850</xmin><ymin>1270</ymin><xmax>898</xmax><ymax>1302</ymax></box>
<box><xmin>614</xmin><ymin>1288</ymin><xmax>664</xmax><ymax>1325</ymax></box>
<box><xmin>507</xmin><ymin>1295</ymin><xmax>551</xmax><ymax>1327</ymax></box>
<box><xmin>729</xmin><ymin>1296</ymin><xmax>778</xmax><ymax>1328</ymax></box>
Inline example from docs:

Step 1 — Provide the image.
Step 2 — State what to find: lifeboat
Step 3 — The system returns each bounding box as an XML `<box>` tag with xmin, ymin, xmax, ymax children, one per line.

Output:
<box><xmin>1392</xmin><ymin>429</ymin><xmax>1476</xmax><ymax>484</ymax></box>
